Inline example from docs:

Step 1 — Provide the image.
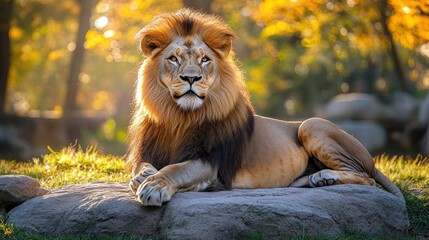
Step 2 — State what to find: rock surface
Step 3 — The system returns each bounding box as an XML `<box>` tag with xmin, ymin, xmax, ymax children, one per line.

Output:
<box><xmin>418</xmin><ymin>93</ymin><xmax>429</xmax><ymax>155</ymax></box>
<box><xmin>7</xmin><ymin>182</ymin><xmax>409</xmax><ymax>238</ymax></box>
<box><xmin>0</xmin><ymin>175</ymin><xmax>48</xmax><ymax>210</ymax></box>
<box><xmin>417</xmin><ymin>93</ymin><xmax>429</xmax><ymax>125</ymax></box>
<box><xmin>335</xmin><ymin>120</ymin><xmax>386</xmax><ymax>152</ymax></box>
<box><xmin>322</xmin><ymin>92</ymin><xmax>416</xmax><ymax>125</ymax></box>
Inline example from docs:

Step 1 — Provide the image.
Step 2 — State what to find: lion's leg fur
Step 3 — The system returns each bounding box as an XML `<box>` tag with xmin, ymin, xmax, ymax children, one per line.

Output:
<box><xmin>296</xmin><ymin>117</ymin><xmax>405</xmax><ymax>203</ymax></box>
<box><xmin>133</xmin><ymin>160</ymin><xmax>218</xmax><ymax>206</ymax></box>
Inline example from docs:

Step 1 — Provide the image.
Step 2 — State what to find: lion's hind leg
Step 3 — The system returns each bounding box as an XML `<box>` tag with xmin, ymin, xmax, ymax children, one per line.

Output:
<box><xmin>290</xmin><ymin>169</ymin><xmax>375</xmax><ymax>187</ymax></box>
<box><xmin>298</xmin><ymin>117</ymin><xmax>375</xmax><ymax>176</ymax></box>
<box><xmin>296</xmin><ymin>118</ymin><xmax>405</xmax><ymax>203</ymax></box>
<box><xmin>294</xmin><ymin>117</ymin><xmax>377</xmax><ymax>187</ymax></box>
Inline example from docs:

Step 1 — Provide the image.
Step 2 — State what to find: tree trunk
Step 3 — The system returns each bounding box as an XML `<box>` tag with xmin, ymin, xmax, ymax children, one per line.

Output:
<box><xmin>0</xmin><ymin>0</ymin><xmax>13</xmax><ymax>116</ymax></box>
<box><xmin>378</xmin><ymin>0</ymin><xmax>410</xmax><ymax>93</ymax></box>
<box><xmin>63</xmin><ymin>0</ymin><xmax>97</xmax><ymax>143</ymax></box>
<box><xmin>64</xmin><ymin>0</ymin><xmax>97</xmax><ymax>113</ymax></box>
<box><xmin>181</xmin><ymin>0</ymin><xmax>213</xmax><ymax>13</ymax></box>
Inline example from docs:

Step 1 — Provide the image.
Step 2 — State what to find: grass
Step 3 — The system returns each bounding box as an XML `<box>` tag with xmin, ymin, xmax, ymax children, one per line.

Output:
<box><xmin>0</xmin><ymin>146</ymin><xmax>129</xmax><ymax>189</ymax></box>
<box><xmin>0</xmin><ymin>148</ymin><xmax>428</xmax><ymax>239</ymax></box>
<box><xmin>375</xmin><ymin>155</ymin><xmax>429</xmax><ymax>238</ymax></box>
<box><xmin>0</xmin><ymin>146</ymin><xmax>133</xmax><ymax>240</ymax></box>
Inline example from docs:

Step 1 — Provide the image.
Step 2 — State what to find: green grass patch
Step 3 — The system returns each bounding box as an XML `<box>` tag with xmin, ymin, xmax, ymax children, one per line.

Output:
<box><xmin>0</xmin><ymin>149</ymin><xmax>428</xmax><ymax>239</ymax></box>
<box><xmin>375</xmin><ymin>155</ymin><xmax>429</xmax><ymax>189</ymax></box>
<box><xmin>0</xmin><ymin>146</ymin><xmax>129</xmax><ymax>189</ymax></box>
<box><xmin>375</xmin><ymin>155</ymin><xmax>429</xmax><ymax>238</ymax></box>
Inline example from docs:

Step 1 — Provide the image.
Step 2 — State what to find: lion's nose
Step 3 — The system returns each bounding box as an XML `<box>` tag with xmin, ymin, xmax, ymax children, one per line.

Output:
<box><xmin>180</xmin><ymin>75</ymin><xmax>202</xmax><ymax>84</ymax></box>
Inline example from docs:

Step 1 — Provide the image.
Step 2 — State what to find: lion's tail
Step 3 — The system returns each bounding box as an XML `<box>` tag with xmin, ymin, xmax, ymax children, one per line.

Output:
<box><xmin>372</xmin><ymin>168</ymin><xmax>405</xmax><ymax>203</ymax></box>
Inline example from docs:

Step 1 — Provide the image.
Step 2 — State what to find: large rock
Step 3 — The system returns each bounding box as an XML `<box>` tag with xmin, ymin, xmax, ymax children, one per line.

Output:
<box><xmin>417</xmin><ymin>93</ymin><xmax>429</xmax><ymax>125</ymax></box>
<box><xmin>402</xmin><ymin>93</ymin><xmax>429</xmax><ymax>155</ymax></box>
<box><xmin>7</xmin><ymin>183</ymin><xmax>160</xmax><ymax>237</ymax></box>
<box><xmin>0</xmin><ymin>175</ymin><xmax>48</xmax><ymax>210</ymax></box>
<box><xmin>418</xmin><ymin>93</ymin><xmax>429</xmax><ymax>155</ymax></box>
<box><xmin>7</xmin><ymin>182</ymin><xmax>409</xmax><ymax>238</ymax></box>
<box><xmin>335</xmin><ymin>120</ymin><xmax>387</xmax><ymax>153</ymax></box>
<box><xmin>322</xmin><ymin>92</ymin><xmax>417</xmax><ymax>126</ymax></box>
<box><xmin>323</xmin><ymin>93</ymin><xmax>387</xmax><ymax>121</ymax></box>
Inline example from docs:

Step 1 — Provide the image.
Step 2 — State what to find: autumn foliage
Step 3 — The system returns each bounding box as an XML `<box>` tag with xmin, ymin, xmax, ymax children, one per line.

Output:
<box><xmin>5</xmin><ymin>0</ymin><xmax>429</xmax><ymax>118</ymax></box>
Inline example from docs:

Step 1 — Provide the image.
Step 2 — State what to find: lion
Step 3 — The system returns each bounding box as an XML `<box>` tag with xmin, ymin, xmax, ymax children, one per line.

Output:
<box><xmin>126</xmin><ymin>8</ymin><xmax>405</xmax><ymax>206</ymax></box>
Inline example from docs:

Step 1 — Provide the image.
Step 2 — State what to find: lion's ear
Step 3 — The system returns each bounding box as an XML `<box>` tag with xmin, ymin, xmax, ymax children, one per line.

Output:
<box><xmin>203</xmin><ymin>31</ymin><xmax>237</xmax><ymax>58</ymax></box>
<box><xmin>137</xmin><ymin>27</ymin><xmax>171</xmax><ymax>57</ymax></box>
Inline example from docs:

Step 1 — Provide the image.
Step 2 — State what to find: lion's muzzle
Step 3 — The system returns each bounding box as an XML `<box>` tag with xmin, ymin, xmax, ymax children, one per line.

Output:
<box><xmin>174</xmin><ymin>90</ymin><xmax>205</xmax><ymax>99</ymax></box>
<box><xmin>180</xmin><ymin>75</ymin><xmax>202</xmax><ymax>84</ymax></box>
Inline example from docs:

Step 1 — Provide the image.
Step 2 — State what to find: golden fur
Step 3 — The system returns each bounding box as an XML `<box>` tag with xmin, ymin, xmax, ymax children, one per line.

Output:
<box><xmin>126</xmin><ymin>8</ymin><xmax>405</xmax><ymax>206</ymax></box>
<box><xmin>127</xmin><ymin>8</ymin><xmax>254</xmax><ymax>189</ymax></box>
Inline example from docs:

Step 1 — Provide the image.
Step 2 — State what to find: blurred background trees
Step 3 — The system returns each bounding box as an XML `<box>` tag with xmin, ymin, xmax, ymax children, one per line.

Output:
<box><xmin>1</xmin><ymin>0</ymin><xmax>428</xmax><ymax>157</ymax></box>
<box><xmin>250</xmin><ymin>0</ymin><xmax>429</xmax><ymax>115</ymax></box>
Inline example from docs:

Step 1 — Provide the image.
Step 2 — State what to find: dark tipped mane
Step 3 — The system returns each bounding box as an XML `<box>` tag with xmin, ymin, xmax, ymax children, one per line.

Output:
<box><xmin>174</xmin><ymin>106</ymin><xmax>254</xmax><ymax>188</ymax></box>
<box><xmin>181</xmin><ymin>16</ymin><xmax>195</xmax><ymax>35</ymax></box>
<box><xmin>134</xmin><ymin>105</ymin><xmax>254</xmax><ymax>189</ymax></box>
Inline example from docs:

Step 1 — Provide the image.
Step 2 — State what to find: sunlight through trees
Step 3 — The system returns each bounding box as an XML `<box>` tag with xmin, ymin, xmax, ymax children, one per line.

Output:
<box><xmin>3</xmin><ymin>0</ymin><xmax>429</xmax><ymax>118</ymax></box>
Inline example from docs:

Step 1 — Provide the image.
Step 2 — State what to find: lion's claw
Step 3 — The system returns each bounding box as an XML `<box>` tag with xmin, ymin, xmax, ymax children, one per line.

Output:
<box><xmin>309</xmin><ymin>170</ymin><xmax>338</xmax><ymax>187</ymax></box>
<box><xmin>136</xmin><ymin>176</ymin><xmax>175</xmax><ymax>207</ymax></box>
<box><xmin>129</xmin><ymin>165</ymin><xmax>158</xmax><ymax>193</ymax></box>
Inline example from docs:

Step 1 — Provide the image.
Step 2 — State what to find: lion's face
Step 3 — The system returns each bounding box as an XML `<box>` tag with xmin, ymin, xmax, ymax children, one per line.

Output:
<box><xmin>135</xmin><ymin>9</ymin><xmax>252</xmax><ymax>124</ymax></box>
<box><xmin>160</xmin><ymin>37</ymin><xmax>216</xmax><ymax>111</ymax></box>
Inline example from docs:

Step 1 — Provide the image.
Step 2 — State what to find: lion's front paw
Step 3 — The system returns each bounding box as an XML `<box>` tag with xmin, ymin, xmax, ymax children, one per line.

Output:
<box><xmin>309</xmin><ymin>169</ymin><xmax>338</xmax><ymax>187</ymax></box>
<box><xmin>136</xmin><ymin>175</ymin><xmax>176</xmax><ymax>207</ymax></box>
<box><xmin>130</xmin><ymin>164</ymin><xmax>158</xmax><ymax>193</ymax></box>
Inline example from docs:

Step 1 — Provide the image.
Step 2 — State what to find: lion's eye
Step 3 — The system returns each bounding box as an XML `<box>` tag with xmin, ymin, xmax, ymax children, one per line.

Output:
<box><xmin>168</xmin><ymin>56</ymin><xmax>178</xmax><ymax>63</ymax></box>
<box><xmin>201</xmin><ymin>57</ymin><xmax>210</xmax><ymax>63</ymax></box>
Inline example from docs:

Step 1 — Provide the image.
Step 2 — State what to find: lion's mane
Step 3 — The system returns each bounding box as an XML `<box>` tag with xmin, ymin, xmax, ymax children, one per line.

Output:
<box><xmin>126</xmin><ymin>9</ymin><xmax>255</xmax><ymax>188</ymax></box>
